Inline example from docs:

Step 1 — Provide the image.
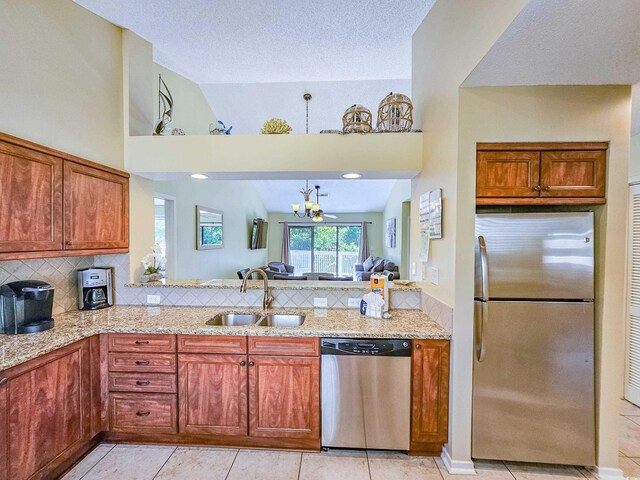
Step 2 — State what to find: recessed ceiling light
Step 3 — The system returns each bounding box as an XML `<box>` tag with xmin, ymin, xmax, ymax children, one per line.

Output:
<box><xmin>191</xmin><ymin>173</ymin><xmax>208</xmax><ymax>180</ymax></box>
<box><xmin>342</xmin><ymin>173</ymin><xmax>362</xmax><ymax>179</ymax></box>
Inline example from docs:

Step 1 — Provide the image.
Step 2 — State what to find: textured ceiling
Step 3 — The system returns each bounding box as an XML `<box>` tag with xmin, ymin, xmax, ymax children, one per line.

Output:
<box><xmin>464</xmin><ymin>0</ymin><xmax>640</xmax><ymax>87</ymax></box>
<box><xmin>252</xmin><ymin>179</ymin><xmax>408</xmax><ymax>213</ymax></box>
<box><xmin>73</xmin><ymin>0</ymin><xmax>435</xmax><ymax>84</ymax></box>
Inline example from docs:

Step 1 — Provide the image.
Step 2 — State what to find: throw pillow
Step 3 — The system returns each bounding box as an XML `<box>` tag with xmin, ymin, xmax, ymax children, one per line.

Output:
<box><xmin>373</xmin><ymin>257</ymin><xmax>385</xmax><ymax>272</ymax></box>
<box><xmin>272</xmin><ymin>263</ymin><xmax>286</xmax><ymax>273</ymax></box>
<box><xmin>362</xmin><ymin>256</ymin><xmax>374</xmax><ymax>272</ymax></box>
<box><xmin>384</xmin><ymin>260</ymin><xmax>397</xmax><ymax>271</ymax></box>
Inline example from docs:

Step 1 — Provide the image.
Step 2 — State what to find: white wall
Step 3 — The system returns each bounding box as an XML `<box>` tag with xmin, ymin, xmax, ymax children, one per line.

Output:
<box><xmin>0</xmin><ymin>0</ymin><xmax>124</xmax><ymax>169</ymax></box>
<box><xmin>411</xmin><ymin>0</ymin><xmax>528</xmax><ymax>467</ymax></box>
<box><xmin>200</xmin><ymin>80</ymin><xmax>411</xmax><ymax>134</ymax></box>
<box><xmin>153</xmin><ymin>64</ymin><xmax>217</xmax><ymax>136</ymax></box>
<box><xmin>266</xmin><ymin>213</ymin><xmax>384</xmax><ymax>268</ymax></box>
<box><xmin>382</xmin><ymin>181</ymin><xmax>411</xmax><ymax>276</ymax></box>
<box><xmin>154</xmin><ymin>179</ymin><xmax>269</xmax><ymax>279</ymax></box>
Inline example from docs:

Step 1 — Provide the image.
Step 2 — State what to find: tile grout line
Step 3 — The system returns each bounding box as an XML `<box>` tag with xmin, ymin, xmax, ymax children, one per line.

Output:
<box><xmin>151</xmin><ymin>446</ymin><xmax>177</xmax><ymax>480</ymax></box>
<box><xmin>77</xmin><ymin>443</ymin><xmax>117</xmax><ymax>480</ymax></box>
<box><xmin>503</xmin><ymin>461</ymin><xmax>520</xmax><ymax>480</ymax></box>
<box><xmin>224</xmin><ymin>449</ymin><xmax>240</xmax><ymax>480</ymax></box>
<box><xmin>432</xmin><ymin>455</ymin><xmax>446</xmax><ymax>479</ymax></box>
<box><xmin>297</xmin><ymin>452</ymin><xmax>304</xmax><ymax>480</ymax></box>
<box><xmin>365</xmin><ymin>450</ymin><xmax>373</xmax><ymax>480</ymax></box>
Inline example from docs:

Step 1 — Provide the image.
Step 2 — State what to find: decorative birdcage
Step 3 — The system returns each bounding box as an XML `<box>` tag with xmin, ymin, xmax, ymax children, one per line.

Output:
<box><xmin>342</xmin><ymin>104</ymin><xmax>373</xmax><ymax>133</ymax></box>
<box><xmin>376</xmin><ymin>92</ymin><xmax>413</xmax><ymax>132</ymax></box>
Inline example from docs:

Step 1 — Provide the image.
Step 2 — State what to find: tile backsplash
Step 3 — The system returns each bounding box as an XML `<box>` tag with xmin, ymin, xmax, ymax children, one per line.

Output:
<box><xmin>421</xmin><ymin>291</ymin><xmax>453</xmax><ymax>331</ymax></box>
<box><xmin>0</xmin><ymin>256</ymin><xmax>94</xmax><ymax>314</ymax></box>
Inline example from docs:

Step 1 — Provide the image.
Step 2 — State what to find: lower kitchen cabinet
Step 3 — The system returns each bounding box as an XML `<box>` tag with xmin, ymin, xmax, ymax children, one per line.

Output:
<box><xmin>0</xmin><ymin>339</ymin><xmax>98</xmax><ymax>480</ymax></box>
<box><xmin>249</xmin><ymin>355</ymin><xmax>320</xmax><ymax>440</ymax></box>
<box><xmin>178</xmin><ymin>353</ymin><xmax>249</xmax><ymax>436</ymax></box>
<box><xmin>411</xmin><ymin>339</ymin><xmax>450</xmax><ymax>455</ymax></box>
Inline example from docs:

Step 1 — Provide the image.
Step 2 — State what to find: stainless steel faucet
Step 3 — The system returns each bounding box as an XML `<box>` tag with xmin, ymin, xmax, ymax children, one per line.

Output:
<box><xmin>240</xmin><ymin>268</ymin><xmax>274</xmax><ymax>310</ymax></box>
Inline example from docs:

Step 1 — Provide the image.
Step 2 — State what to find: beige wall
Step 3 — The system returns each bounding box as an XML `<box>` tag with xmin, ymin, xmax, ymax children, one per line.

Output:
<box><xmin>382</xmin><ymin>181</ymin><xmax>411</xmax><ymax>275</ymax></box>
<box><xmin>155</xmin><ymin>180</ymin><xmax>269</xmax><ymax>279</ymax></box>
<box><xmin>459</xmin><ymin>85</ymin><xmax>631</xmax><ymax>469</ymax></box>
<box><xmin>153</xmin><ymin>64</ymin><xmax>217</xmax><ymax>136</ymax></box>
<box><xmin>266</xmin><ymin>213</ymin><xmax>384</xmax><ymax>271</ymax></box>
<box><xmin>631</xmin><ymin>133</ymin><xmax>640</xmax><ymax>179</ymax></box>
<box><xmin>129</xmin><ymin>175</ymin><xmax>156</xmax><ymax>280</ymax></box>
<box><xmin>0</xmin><ymin>0</ymin><xmax>124</xmax><ymax>169</ymax></box>
<box><xmin>124</xmin><ymin>31</ymin><xmax>154</xmax><ymax>137</ymax></box>
<box><xmin>411</xmin><ymin>0</ymin><xmax>528</xmax><ymax>467</ymax></box>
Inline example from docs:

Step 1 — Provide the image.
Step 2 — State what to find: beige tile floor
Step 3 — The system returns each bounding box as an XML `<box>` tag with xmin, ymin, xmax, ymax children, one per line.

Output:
<box><xmin>61</xmin><ymin>400</ymin><xmax>640</xmax><ymax>480</ymax></box>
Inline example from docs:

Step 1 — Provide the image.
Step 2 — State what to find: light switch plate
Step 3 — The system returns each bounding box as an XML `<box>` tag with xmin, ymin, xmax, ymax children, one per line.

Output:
<box><xmin>348</xmin><ymin>298</ymin><xmax>361</xmax><ymax>308</ymax></box>
<box><xmin>146</xmin><ymin>294</ymin><xmax>161</xmax><ymax>305</ymax></box>
<box><xmin>430</xmin><ymin>267</ymin><xmax>439</xmax><ymax>285</ymax></box>
<box><xmin>314</xmin><ymin>297</ymin><xmax>328</xmax><ymax>308</ymax></box>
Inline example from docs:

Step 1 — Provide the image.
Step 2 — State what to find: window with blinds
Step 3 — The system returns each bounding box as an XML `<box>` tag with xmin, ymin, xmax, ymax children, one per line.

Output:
<box><xmin>626</xmin><ymin>184</ymin><xmax>640</xmax><ymax>406</ymax></box>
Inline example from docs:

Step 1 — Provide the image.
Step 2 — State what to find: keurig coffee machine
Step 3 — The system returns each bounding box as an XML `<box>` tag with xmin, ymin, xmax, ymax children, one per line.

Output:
<box><xmin>78</xmin><ymin>267</ymin><xmax>113</xmax><ymax>310</ymax></box>
<box><xmin>0</xmin><ymin>280</ymin><xmax>55</xmax><ymax>334</ymax></box>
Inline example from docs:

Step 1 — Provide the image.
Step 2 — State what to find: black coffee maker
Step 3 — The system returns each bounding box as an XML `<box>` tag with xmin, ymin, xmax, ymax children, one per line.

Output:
<box><xmin>0</xmin><ymin>280</ymin><xmax>55</xmax><ymax>334</ymax></box>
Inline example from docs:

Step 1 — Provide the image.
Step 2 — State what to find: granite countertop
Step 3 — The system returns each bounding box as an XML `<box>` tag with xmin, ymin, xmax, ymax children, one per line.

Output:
<box><xmin>0</xmin><ymin>305</ymin><xmax>449</xmax><ymax>372</ymax></box>
<box><xmin>125</xmin><ymin>279</ymin><xmax>421</xmax><ymax>292</ymax></box>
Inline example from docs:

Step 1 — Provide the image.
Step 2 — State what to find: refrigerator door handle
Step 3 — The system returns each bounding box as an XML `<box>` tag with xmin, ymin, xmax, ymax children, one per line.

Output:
<box><xmin>478</xmin><ymin>236</ymin><xmax>489</xmax><ymax>301</ymax></box>
<box><xmin>477</xmin><ymin>301</ymin><xmax>488</xmax><ymax>362</ymax></box>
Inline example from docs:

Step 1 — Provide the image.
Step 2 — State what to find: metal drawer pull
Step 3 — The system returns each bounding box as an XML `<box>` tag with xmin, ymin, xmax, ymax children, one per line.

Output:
<box><xmin>240</xmin><ymin>361</ymin><xmax>246</xmax><ymax>366</ymax></box>
<box><xmin>0</xmin><ymin>377</ymin><xmax>7</xmax><ymax>386</ymax></box>
<box><xmin>136</xmin><ymin>380</ymin><xmax>151</xmax><ymax>386</ymax></box>
<box><xmin>136</xmin><ymin>410</ymin><xmax>151</xmax><ymax>417</ymax></box>
<box><xmin>135</xmin><ymin>360</ymin><xmax>150</xmax><ymax>366</ymax></box>
<box><xmin>135</xmin><ymin>340</ymin><xmax>150</xmax><ymax>345</ymax></box>
<box><xmin>249</xmin><ymin>361</ymin><xmax>255</xmax><ymax>367</ymax></box>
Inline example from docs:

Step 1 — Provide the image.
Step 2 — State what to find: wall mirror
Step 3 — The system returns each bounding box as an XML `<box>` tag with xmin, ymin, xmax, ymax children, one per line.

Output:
<box><xmin>196</xmin><ymin>206</ymin><xmax>224</xmax><ymax>249</ymax></box>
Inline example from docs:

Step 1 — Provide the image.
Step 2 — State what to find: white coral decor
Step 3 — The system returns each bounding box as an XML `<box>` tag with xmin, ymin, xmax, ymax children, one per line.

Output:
<box><xmin>261</xmin><ymin>118</ymin><xmax>292</xmax><ymax>134</ymax></box>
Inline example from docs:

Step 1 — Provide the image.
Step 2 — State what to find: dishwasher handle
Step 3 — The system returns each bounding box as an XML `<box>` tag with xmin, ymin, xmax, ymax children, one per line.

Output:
<box><xmin>321</xmin><ymin>338</ymin><xmax>412</xmax><ymax>357</ymax></box>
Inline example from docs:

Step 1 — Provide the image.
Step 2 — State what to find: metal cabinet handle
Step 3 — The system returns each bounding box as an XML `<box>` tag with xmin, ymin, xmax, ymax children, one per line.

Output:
<box><xmin>415</xmin><ymin>344</ymin><xmax>421</xmax><ymax>350</ymax></box>
<box><xmin>135</xmin><ymin>360</ymin><xmax>150</xmax><ymax>366</ymax></box>
<box><xmin>533</xmin><ymin>185</ymin><xmax>541</xmax><ymax>191</ymax></box>
<box><xmin>0</xmin><ymin>377</ymin><xmax>7</xmax><ymax>386</ymax></box>
<box><xmin>240</xmin><ymin>361</ymin><xmax>247</xmax><ymax>366</ymax></box>
<box><xmin>135</xmin><ymin>340</ymin><xmax>150</xmax><ymax>345</ymax></box>
<box><xmin>65</xmin><ymin>240</ymin><xmax>73</xmax><ymax>246</ymax></box>
<box><xmin>543</xmin><ymin>186</ymin><xmax>550</xmax><ymax>191</ymax></box>
<box><xmin>136</xmin><ymin>410</ymin><xmax>151</xmax><ymax>417</ymax></box>
<box><xmin>136</xmin><ymin>380</ymin><xmax>151</xmax><ymax>386</ymax></box>
<box><xmin>249</xmin><ymin>361</ymin><xmax>255</xmax><ymax>367</ymax></box>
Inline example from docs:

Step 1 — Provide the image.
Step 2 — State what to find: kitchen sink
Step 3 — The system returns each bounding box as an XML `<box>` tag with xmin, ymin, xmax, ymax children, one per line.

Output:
<box><xmin>257</xmin><ymin>314</ymin><xmax>306</xmax><ymax>327</ymax></box>
<box><xmin>206</xmin><ymin>313</ymin><xmax>262</xmax><ymax>326</ymax></box>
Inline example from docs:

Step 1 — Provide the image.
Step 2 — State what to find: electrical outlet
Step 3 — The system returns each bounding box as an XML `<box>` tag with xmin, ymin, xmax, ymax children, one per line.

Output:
<box><xmin>313</xmin><ymin>297</ymin><xmax>328</xmax><ymax>308</ymax></box>
<box><xmin>348</xmin><ymin>298</ymin><xmax>361</xmax><ymax>308</ymax></box>
<box><xmin>146</xmin><ymin>294</ymin><xmax>161</xmax><ymax>305</ymax></box>
<box><xmin>430</xmin><ymin>267</ymin><xmax>439</xmax><ymax>285</ymax></box>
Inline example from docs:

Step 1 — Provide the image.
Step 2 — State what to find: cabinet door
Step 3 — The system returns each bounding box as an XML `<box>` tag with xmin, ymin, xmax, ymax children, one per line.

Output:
<box><xmin>0</xmin><ymin>143</ymin><xmax>63</xmax><ymax>253</ymax></box>
<box><xmin>477</xmin><ymin>151</ymin><xmax>540</xmax><ymax>197</ymax></box>
<box><xmin>248</xmin><ymin>356</ymin><xmax>320</xmax><ymax>440</ymax></box>
<box><xmin>64</xmin><ymin>161</ymin><xmax>129</xmax><ymax>250</ymax></box>
<box><xmin>411</xmin><ymin>340</ymin><xmax>450</xmax><ymax>454</ymax></box>
<box><xmin>178</xmin><ymin>354</ymin><xmax>248</xmax><ymax>436</ymax></box>
<box><xmin>540</xmin><ymin>151</ymin><xmax>606</xmax><ymax>197</ymax></box>
<box><xmin>6</xmin><ymin>340</ymin><xmax>91</xmax><ymax>480</ymax></box>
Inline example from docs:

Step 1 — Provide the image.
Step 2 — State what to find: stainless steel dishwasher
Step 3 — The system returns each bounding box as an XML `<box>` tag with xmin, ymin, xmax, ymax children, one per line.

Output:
<box><xmin>321</xmin><ymin>338</ymin><xmax>412</xmax><ymax>451</ymax></box>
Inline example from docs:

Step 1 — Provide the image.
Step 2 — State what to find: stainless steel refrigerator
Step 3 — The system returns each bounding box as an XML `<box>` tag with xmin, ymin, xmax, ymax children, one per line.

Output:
<box><xmin>473</xmin><ymin>212</ymin><xmax>595</xmax><ymax>466</ymax></box>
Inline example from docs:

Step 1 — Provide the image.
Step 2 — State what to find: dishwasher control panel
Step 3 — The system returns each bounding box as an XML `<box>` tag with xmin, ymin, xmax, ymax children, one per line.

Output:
<box><xmin>321</xmin><ymin>338</ymin><xmax>412</xmax><ymax>356</ymax></box>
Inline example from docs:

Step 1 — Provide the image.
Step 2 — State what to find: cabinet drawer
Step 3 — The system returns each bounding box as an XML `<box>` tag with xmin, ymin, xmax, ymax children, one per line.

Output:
<box><xmin>108</xmin><ymin>334</ymin><xmax>176</xmax><ymax>353</ymax></box>
<box><xmin>109</xmin><ymin>393</ymin><xmax>177</xmax><ymax>433</ymax></box>
<box><xmin>178</xmin><ymin>335</ymin><xmax>247</xmax><ymax>354</ymax></box>
<box><xmin>248</xmin><ymin>337</ymin><xmax>319</xmax><ymax>356</ymax></box>
<box><xmin>108</xmin><ymin>352</ymin><xmax>176</xmax><ymax>373</ymax></box>
<box><xmin>108</xmin><ymin>372</ymin><xmax>177</xmax><ymax>394</ymax></box>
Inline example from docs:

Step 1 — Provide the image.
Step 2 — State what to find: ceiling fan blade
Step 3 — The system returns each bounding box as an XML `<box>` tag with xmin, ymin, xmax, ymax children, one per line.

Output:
<box><xmin>323</xmin><ymin>214</ymin><xmax>338</xmax><ymax>219</ymax></box>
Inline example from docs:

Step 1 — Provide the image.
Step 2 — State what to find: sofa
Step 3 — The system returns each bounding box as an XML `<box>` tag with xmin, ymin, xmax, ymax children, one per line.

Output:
<box><xmin>354</xmin><ymin>256</ymin><xmax>400</xmax><ymax>281</ymax></box>
<box><xmin>261</xmin><ymin>262</ymin><xmax>295</xmax><ymax>279</ymax></box>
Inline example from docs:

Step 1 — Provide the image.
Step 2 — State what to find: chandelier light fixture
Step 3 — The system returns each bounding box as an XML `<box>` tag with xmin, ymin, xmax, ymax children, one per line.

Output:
<box><xmin>292</xmin><ymin>181</ymin><xmax>324</xmax><ymax>222</ymax></box>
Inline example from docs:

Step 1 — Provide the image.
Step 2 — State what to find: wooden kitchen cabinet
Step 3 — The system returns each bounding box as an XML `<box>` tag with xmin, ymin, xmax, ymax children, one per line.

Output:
<box><xmin>178</xmin><ymin>353</ymin><xmax>249</xmax><ymax>436</ymax></box>
<box><xmin>476</xmin><ymin>142</ymin><xmax>607</xmax><ymax>205</ymax></box>
<box><xmin>0</xmin><ymin>339</ymin><xmax>97</xmax><ymax>480</ymax></box>
<box><xmin>411</xmin><ymin>339</ymin><xmax>450</xmax><ymax>455</ymax></box>
<box><xmin>0</xmin><ymin>132</ymin><xmax>129</xmax><ymax>260</ymax></box>
<box><xmin>248</xmin><ymin>355</ymin><xmax>320</xmax><ymax>441</ymax></box>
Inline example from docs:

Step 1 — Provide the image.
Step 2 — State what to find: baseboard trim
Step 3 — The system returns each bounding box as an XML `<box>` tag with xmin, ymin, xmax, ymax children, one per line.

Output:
<box><xmin>595</xmin><ymin>466</ymin><xmax>624</xmax><ymax>480</ymax></box>
<box><xmin>441</xmin><ymin>444</ymin><xmax>476</xmax><ymax>475</ymax></box>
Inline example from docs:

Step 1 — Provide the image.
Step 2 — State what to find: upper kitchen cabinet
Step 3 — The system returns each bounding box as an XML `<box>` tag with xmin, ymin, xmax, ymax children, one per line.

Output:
<box><xmin>63</xmin><ymin>161</ymin><xmax>129</xmax><ymax>250</ymax></box>
<box><xmin>0</xmin><ymin>133</ymin><xmax>129</xmax><ymax>260</ymax></box>
<box><xmin>476</xmin><ymin>142</ymin><xmax>607</xmax><ymax>206</ymax></box>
